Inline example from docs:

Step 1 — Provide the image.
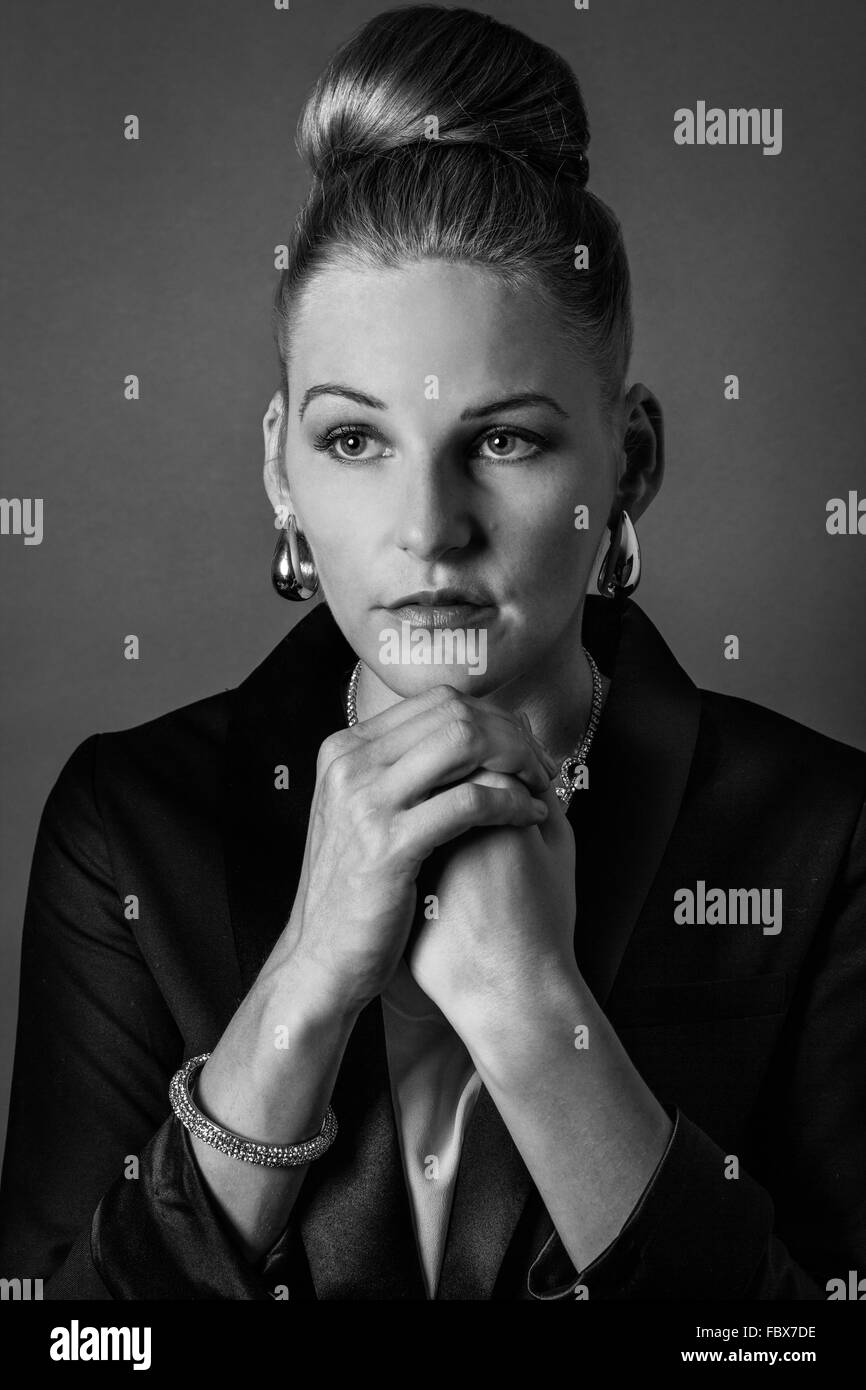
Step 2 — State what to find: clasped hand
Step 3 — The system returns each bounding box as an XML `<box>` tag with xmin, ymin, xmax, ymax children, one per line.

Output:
<box><xmin>406</xmin><ymin>771</ymin><xmax>577</xmax><ymax>1031</ymax></box>
<box><xmin>285</xmin><ymin>682</ymin><xmax>578</xmax><ymax>1024</ymax></box>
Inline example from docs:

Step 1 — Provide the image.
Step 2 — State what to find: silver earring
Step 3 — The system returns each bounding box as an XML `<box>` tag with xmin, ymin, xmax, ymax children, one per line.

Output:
<box><xmin>597</xmin><ymin>509</ymin><xmax>641</xmax><ymax>598</ymax></box>
<box><xmin>271</xmin><ymin>512</ymin><xmax>319</xmax><ymax>601</ymax></box>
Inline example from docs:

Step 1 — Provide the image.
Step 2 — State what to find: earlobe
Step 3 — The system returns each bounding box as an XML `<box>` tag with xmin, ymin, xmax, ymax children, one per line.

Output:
<box><xmin>263</xmin><ymin>456</ymin><xmax>289</xmax><ymax>517</ymax></box>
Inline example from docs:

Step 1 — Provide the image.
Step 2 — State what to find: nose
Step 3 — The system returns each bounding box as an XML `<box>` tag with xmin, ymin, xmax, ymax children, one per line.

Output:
<box><xmin>390</xmin><ymin>454</ymin><xmax>475</xmax><ymax>561</ymax></box>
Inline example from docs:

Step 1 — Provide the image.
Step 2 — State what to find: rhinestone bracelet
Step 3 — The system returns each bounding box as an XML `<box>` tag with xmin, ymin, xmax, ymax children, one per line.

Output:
<box><xmin>169</xmin><ymin>1053</ymin><xmax>338</xmax><ymax>1168</ymax></box>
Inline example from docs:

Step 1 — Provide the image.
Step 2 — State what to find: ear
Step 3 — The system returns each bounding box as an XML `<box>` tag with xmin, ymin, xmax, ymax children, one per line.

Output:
<box><xmin>262</xmin><ymin>390</ymin><xmax>292</xmax><ymax>522</ymax></box>
<box><xmin>609</xmin><ymin>384</ymin><xmax>665</xmax><ymax>527</ymax></box>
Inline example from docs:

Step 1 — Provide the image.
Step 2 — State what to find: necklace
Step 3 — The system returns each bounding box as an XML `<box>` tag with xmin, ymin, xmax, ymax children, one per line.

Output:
<box><xmin>344</xmin><ymin>646</ymin><xmax>603</xmax><ymax>812</ymax></box>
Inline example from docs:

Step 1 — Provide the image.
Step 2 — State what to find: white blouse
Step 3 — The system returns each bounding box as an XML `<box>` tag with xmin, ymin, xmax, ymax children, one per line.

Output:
<box><xmin>380</xmin><ymin>958</ymin><xmax>483</xmax><ymax>1298</ymax></box>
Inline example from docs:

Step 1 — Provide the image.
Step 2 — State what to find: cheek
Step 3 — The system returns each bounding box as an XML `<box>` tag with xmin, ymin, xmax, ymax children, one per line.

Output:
<box><xmin>293</xmin><ymin>487</ymin><xmax>358</xmax><ymax>565</ymax></box>
<box><xmin>511</xmin><ymin>492</ymin><xmax>597</xmax><ymax>585</ymax></box>
<box><xmin>307</xmin><ymin>533</ymin><xmax>358</xmax><ymax>595</ymax></box>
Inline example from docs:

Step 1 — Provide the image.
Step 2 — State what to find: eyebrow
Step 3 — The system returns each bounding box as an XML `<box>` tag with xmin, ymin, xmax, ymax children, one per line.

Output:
<box><xmin>298</xmin><ymin>384</ymin><xmax>570</xmax><ymax>422</ymax></box>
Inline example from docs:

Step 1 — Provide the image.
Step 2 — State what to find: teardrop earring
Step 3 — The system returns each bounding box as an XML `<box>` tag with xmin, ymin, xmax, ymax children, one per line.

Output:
<box><xmin>596</xmin><ymin>509</ymin><xmax>641</xmax><ymax>598</ymax></box>
<box><xmin>271</xmin><ymin>512</ymin><xmax>319</xmax><ymax>601</ymax></box>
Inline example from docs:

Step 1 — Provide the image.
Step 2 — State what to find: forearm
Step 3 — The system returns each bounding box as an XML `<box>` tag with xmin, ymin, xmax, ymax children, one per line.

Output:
<box><xmin>456</xmin><ymin>966</ymin><xmax>673</xmax><ymax>1274</ymax></box>
<box><xmin>191</xmin><ymin>945</ymin><xmax>360</xmax><ymax>1263</ymax></box>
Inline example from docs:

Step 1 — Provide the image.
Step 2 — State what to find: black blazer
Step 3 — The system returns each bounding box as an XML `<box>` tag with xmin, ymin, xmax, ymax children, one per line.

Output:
<box><xmin>1</xmin><ymin>595</ymin><xmax>864</xmax><ymax>1300</ymax></box>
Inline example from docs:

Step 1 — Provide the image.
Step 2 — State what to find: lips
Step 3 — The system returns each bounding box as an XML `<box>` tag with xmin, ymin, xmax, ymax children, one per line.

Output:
<box><xmin>390</xmin><ymin>604</ymin><xmax>492</xmax><ymax>630</ymax></box>
<box><xmin>386</xmin><ymin>587</ymin><xmax>492</xmax><ymax>608</ymax></box>
<box><xmin>385</xmin><ymin>590</ymin><xmax>494</xmax><ymax>631</ymax></box>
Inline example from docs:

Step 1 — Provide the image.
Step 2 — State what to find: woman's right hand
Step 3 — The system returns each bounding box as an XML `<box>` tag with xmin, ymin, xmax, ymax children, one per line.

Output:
<box><xmin>277</xmin><ymin>682</ymin><xmax>560</xmax><ymax>1014</ymax></box>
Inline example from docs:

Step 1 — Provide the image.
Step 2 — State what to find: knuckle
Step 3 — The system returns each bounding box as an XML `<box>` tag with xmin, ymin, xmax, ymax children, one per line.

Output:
<box><xmin>316</xmin><ymin>731</ymin><xmax>346</xmax><ymax>770</ymax></box>
<box><xmin>430</xmin><ymin>683</ymin><xmax>462</xmax><ymax>707</ymax></box>
<box><xmin>445</xmin><ymin>715</ymin><xmax>476</xmax><ymax>751</ymax></box>
<box><xmin>323</xmin><ymin>747</ymin><xmax>353</xmax><ymax>793</ymax></box>
<box><xmin>456</xmin><ymin>780</ymin><xmax>483</xmax><ymax>815</ymax></box>
<box><xmin>436</xmin><ymin>688</ymin><xmax>468</xmax><ymax>721</ymax></box>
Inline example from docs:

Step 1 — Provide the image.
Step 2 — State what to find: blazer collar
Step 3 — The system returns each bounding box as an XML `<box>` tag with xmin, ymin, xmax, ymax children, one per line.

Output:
<box><xmin>222</xmin><ymin>595</ymin><xmax>701</xmax><ymax>1299</ymax></box>
<box><xmin>573</xmin><ymin>595</ymin><xmax>702</xmax><ymax>1003</ymax></box>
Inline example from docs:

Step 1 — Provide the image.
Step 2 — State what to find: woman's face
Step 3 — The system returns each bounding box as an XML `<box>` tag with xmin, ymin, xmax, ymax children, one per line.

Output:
<box><xmin>266</xmin><ymin>258</ymin><xmax>622</xmax><ymax>699</ymax></box>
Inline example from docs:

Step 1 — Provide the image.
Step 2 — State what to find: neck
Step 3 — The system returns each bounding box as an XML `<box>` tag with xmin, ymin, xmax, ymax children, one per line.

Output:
<box><xmin>353</xmin><ymin>599</ymin><xmax>609</xmax><ymax>769</ymax></box>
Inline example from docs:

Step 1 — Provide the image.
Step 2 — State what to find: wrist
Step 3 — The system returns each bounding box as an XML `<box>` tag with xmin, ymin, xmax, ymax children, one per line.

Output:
<box><xmin>257</xmin><ymin>942</ymin><xmax>365</xmax><ymax>1031</ymax></box>
<box><xmin>197</xmin><ymin>954</ymin><xmax>360</xmax><ymax>1145</ymax></box>
<box><xmin>449</xmin><ymin>956</ymin><xmax>588</xmax><ymax>1078</ymax></box>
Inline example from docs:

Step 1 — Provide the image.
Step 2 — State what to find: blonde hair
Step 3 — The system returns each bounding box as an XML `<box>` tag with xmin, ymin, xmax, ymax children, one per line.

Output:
<box><xmin>273</xmin><ymin>4</ymin><xmax>633</xmax><ymax>451</ymax></box>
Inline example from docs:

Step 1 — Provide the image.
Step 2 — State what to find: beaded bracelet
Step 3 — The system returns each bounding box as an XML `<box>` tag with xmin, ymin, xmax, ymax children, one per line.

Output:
<box><xmin>169</xmin><ymin>1053</ymin><xmax>338</xmax><ymax>1168</ymax></box>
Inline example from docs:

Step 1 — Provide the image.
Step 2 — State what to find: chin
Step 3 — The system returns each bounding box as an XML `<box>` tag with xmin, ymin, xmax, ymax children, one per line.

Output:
<box><xmin>371</xmin><ymin>662</ymin><xmax>498</xmax><ymax>698</ymax></box>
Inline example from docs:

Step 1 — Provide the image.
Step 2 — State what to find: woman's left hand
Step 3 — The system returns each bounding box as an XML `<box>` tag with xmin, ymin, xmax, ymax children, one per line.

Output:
<box><xmin>404</xmin><ymin>771</ymin><xmax>578</xmax><ymax>1031</ymax></box>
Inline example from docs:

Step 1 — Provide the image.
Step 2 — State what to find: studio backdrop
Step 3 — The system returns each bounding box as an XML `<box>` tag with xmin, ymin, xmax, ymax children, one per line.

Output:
<box><xmin>1</xmin><ymin>0</ymin><xmax>864</xmax><ymax>1152</ymax></box>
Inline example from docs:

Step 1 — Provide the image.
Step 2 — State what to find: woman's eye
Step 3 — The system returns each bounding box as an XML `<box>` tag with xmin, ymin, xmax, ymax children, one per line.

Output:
<box><xmin>475</xmin><ymin>430</ymin><xmax>542</xmax><ymax>461</ymax></box>
<box><xmin>313</xmin><ymin>427</ymin><xmax>386</xmax><ymax>462</ymax></box>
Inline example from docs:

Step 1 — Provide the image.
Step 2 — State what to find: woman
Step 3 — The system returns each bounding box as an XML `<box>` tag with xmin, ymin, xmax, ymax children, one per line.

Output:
<box><xmin>0</xmin><ymin>4</ymin><xmax>863</xmax><ymax>1301</ymax></box>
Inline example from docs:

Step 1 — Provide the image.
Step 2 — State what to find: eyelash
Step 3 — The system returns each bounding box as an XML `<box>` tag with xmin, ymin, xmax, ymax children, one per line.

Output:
<box><xmin>311</xmin><ymin>423</ymin><xmax>549</xmax><ymax>464</ymax></box>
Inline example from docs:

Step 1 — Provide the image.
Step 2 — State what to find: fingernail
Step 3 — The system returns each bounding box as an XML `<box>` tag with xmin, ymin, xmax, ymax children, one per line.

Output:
<box><xmin>532</xmin><ymin>799</ymin><xmax>549</xmax><ymax>818</ymax></box>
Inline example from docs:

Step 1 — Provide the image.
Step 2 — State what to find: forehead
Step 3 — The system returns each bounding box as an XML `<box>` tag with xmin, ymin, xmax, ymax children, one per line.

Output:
<box><xmin>289</xmin><ymin>258</ymin><xmax>601</xmax><ymax>417</ymax></box>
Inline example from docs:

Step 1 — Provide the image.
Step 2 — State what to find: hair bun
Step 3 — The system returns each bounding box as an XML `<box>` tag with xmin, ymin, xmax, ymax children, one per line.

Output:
<box><xmin>297</xmin><ymin>5</ymin><xmax>591</xmax><ymax>189</ymax></box>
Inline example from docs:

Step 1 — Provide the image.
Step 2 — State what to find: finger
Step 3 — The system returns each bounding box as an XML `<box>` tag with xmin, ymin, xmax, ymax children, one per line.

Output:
<box><xmin>378</xmin><ymin>709</ymin><xmax>556</xmax><ymax>802</ymax></box>
<box><xmin>444</xmin><ymin>690</ymin><xmax>559</xmax><ymax>769</ymax></box>
<box><xmin>528</xmin><ymin>775</ymin><xmax>573</xmax><ymax>846</ymax></box>
<box><xmin>361</xmin><ymin>697</ymin><xmax>558</xmax><ymax>785</ymax></box>
<box><xmin>394</xmin><ymin>776</ymin><xmax>548</xmax><ymax>866</ymax></box>
<box><xmin>347</xmin><ymin>680</ymin><xmax>558</xmax><ymax>773</ymax></box>
<box><xmin>344</xmin><ymin>681</ymin><xmax>461</xmax><ymax>741</ymax></box>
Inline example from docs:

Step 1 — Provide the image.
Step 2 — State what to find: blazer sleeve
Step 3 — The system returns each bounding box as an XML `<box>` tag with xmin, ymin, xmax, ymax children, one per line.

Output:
<box><xmin>0</xmin><ymin>735</ymin><xmax>291</xmax><ymax>1300</ymax></box>
<box><xmin>527</xmin><ymin>795</ymin><xmax>866</xmax><ymax>1301</ymax></box>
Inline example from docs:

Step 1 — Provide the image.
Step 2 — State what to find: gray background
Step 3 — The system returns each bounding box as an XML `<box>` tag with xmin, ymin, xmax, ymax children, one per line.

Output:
<box><xmin>1</xmin><ymin>0</ymin><xmax>864</xmax><ymax>1154</ymax></box>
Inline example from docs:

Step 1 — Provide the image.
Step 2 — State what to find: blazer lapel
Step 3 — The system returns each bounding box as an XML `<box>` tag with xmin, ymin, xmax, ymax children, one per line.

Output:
<box><xmin>436</xmin><ymin>1085</ymin><xmax>533</xmax><ymax>1299</ymax></box>
<box><xmin>292</xmin><ymin>997</ymin><xmax>427</xmax><ymax>1299</ymax></box>
<box><xmin>572</xmin><ymin>595</ymin><xmax>702</xmax><ymax>1005</ymax></box>
<box><xmin>437</xmin><ymin>595</ymin><xmax>702</xmax><ymax>1298</ymax></box>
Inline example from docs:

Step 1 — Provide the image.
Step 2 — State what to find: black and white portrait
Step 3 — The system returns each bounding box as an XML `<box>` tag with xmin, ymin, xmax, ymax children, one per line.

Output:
<box><xmin>1</xmin><ymin>0</ymin><xmax>864</xmax><ymax>1337</ymax></box>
